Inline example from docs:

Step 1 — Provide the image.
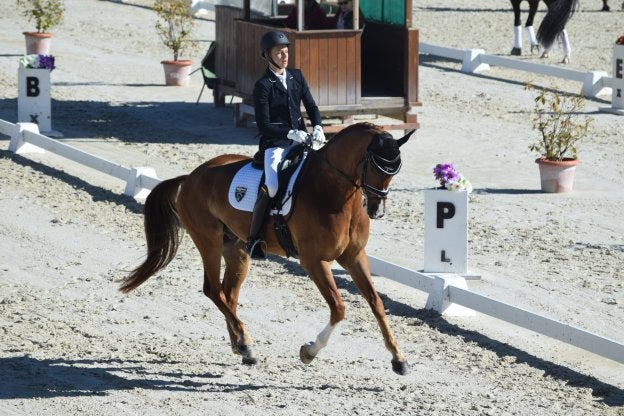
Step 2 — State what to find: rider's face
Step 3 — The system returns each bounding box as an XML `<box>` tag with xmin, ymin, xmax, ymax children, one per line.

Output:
<box><xmin>269</xmin><ymin>46</ymin><xmax>289</xmax><ymax>71</ymax></box>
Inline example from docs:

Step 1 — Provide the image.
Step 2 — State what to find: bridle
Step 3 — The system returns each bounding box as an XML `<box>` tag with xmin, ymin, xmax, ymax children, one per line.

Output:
<box><xmin>309</xmin><ymin>141</ymin><xmax>402</xmax><ymax>200</ymax></box>
<box><xmin>361</xmin><ymin>151</ymin><xmax>402</xmax><ymax>199</ymax></box>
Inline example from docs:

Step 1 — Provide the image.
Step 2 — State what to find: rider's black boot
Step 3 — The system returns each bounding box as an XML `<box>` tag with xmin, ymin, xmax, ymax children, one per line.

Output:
<box><xmin>246</xmin><ymin>185</ymin><xmax>272</xmax><ymax>260</ymax></box>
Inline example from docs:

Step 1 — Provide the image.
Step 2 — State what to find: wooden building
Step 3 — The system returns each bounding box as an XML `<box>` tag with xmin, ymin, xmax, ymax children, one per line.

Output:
<box><xmin>213</xmin><ymin>0</ymin><xmax>420</xmax><ymax>132</ymax></box>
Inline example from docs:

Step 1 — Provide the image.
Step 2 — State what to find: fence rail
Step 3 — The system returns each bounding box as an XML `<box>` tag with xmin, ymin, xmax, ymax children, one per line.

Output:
<box><xmin>1</xmin><ymin>121</ymin><xmax>159</xmax><ymax>199</ymax></box>
<box><xmin>420</xmin><ymin>42</ymin><xmax>613</xmax><ymax>98</ymax></box>
<box><xmin>368</xmin><ymin>255</ymin><xmax>624</xmax><ymax>365</ymax></box>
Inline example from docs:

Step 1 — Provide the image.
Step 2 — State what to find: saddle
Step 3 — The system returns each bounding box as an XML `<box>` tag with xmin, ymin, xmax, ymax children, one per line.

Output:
<box><xmin>228</xmin><ymin>144</ymin><xmax>310</xmax><ymax>258</ymax></box>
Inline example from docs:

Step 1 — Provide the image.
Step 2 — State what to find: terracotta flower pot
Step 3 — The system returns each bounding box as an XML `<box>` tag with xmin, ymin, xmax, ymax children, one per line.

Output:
<box><xmin>23</xmin><ymin>32</ymin><xmax>53</xmax><ymax>55</ymax></box>
<box><xmin>161</xmin><ymin>59</ymin><xmax>193</xmax><ymax>86</ymax></box>
<box><xmin>535</xmin><ymin>158</ymin><xmax>579</xmax><ymax>193</ymax></box>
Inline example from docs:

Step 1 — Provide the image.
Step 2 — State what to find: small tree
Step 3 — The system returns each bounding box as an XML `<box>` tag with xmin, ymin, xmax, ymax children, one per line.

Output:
<box><xmin>154</xmin><ymin>0</ymin><xmax>198</xmax><ymax>61</ymax></box>
<box><xmin>527</xmin><ymin>85</ymin><xmax>592</xmax><ymax>161</ymax></box>
<box><xmin>16</xmin><ymin>0</ymin><xmax>65</xmax><ymax>33</ymax></box>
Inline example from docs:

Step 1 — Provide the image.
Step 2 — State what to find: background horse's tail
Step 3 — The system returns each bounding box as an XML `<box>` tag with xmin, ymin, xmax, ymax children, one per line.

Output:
<box><xmin>537</xmin><ymin>0</ymin><xmax>578</xmax><ymax>49</ymax></box>
<box><xmin>119</xmin><ymin>175</ymin><xmax>187</xmax><ymax>293</ymax></box>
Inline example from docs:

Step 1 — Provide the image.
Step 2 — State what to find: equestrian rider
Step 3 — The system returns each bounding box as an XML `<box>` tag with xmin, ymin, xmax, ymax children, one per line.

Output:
<box><xmin>246</xmin><ymin>30</ymin><xmax>325</xmax><ymax>260</ymax></box>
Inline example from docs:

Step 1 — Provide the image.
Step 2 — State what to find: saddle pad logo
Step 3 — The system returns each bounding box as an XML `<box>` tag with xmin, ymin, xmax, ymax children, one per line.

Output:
<box><xmin>235</xmin><ymin>186</ymin><xmax>247</xmax><ymax>202</ymax></box>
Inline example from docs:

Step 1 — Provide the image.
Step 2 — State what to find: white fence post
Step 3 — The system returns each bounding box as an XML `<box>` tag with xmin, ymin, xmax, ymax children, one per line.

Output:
<box><xmin>424</xmin><ymin>275</ymin><xmax>476</xmax><ymax>316</ymax></box>
<box><xmin>581</xmin><ymin>71</ymin><xmax>609</xmax><ymax>98</ymax></box>
<box><xmin>461</xmin><ymin>49</ymin><xmax>489</xmax><ymax>74</ymax></box>
<box><xmin>124</xmin><ymin>167</ymin><xmax>160</xmax><ymax>199</ymax></box>
<box><xmin>9</xmin><ymin>122</ymin><xmax>45</xmax><ymax>154</ymax></box>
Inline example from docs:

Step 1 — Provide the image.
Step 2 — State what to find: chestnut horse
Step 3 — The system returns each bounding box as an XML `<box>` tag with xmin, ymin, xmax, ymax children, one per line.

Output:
<box><xmin>120</xmin><ymin>122</ymin><xmax>414</xmax><ymax>375</ymax></box>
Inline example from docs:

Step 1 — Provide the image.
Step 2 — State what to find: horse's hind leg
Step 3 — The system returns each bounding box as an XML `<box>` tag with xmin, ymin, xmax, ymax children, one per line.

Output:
<box><xmin>298</xmin><ymin>260</ymin><xmax>345</xmax><ymax>365</ymax></box>
<box><xmin>189</xmin><ymin>228</ymin><xmax>257</xmax><ymax>365</ymax></box>
<box><xmin>338</xmin><ymin>251</ymin><xmax>410</xmax><ymax>375</ymax></box>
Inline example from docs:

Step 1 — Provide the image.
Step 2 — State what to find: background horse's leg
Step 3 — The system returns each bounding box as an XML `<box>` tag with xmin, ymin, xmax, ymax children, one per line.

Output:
<box><xmin>510</xmin><ymin>0</ymin><xmax>523</xmax><ymax>55</ymax></box>
<box><xmin>526</xmin><ymin>0</ymin><xmax>541</xmax><ymax>53</ymax></box>
<box><xmin>221</xmin><ymin>235</ymin><xmax>252</xmax><ymax>356</ymax></box>
<box><xmin>337</xmin><ymin>251</ymin><xmax>410</xmax><ymax>375</ymax></box>
<box><xmin>298</xmin><ymin>259</ymin><xmax>345</xmax><ymax>365</ymax></box>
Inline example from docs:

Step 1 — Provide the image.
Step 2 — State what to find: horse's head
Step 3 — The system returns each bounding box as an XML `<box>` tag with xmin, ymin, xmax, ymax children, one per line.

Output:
<box><xmin>362</xmin><ymin>129</ymin><xmax>414</xmax><ymax>219</ymax></box>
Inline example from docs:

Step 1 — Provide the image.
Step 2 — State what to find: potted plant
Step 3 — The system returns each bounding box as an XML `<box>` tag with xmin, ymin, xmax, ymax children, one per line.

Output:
<box><xmin>154</xmin><ymin>0</ymin><xmax>198</xmax><ymax>86</ymax></box>
<box><xmin>16</xmin><ymin>0</ymin><xmax>65</xmax><ymax>55</ymax></box>
<box><xmin>527</xmin><ymin>85</ymin><xmax>592</xmax><ymax>193</ymax></box>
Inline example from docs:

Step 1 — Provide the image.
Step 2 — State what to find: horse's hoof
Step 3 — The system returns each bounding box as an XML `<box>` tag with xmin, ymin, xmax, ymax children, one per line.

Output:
<box><xmin>242</xmin><ymin>355</ymin><xmax>258</xmax><ymax>365</ymax></box>
<box><xmin>530</xmin><ymin>44</ymin><xmax>540</xmax><ymax>54</ymax></box>
<box><xmin>540</xmin><ymin>52</ymin><xmax>549</xmax><ymax>59</ymax></box>
<box><xmin>562</xmin><ymin>56</ymin><xmax>570</xmax><ymax>65</ymax></box>
<box><xmin>391</xmin><ymin>359</ymin><xmax>410</xmax><ymax>375</ymax></box>
<box><xmin>299</xmin><ymin>344</ymin><xmax>316</xmax><ymax>364</ymax></box>
<box><xmin>510</xmin><ymin>47</ymin><xmax>521</xmax><ymax>56</ymax></box>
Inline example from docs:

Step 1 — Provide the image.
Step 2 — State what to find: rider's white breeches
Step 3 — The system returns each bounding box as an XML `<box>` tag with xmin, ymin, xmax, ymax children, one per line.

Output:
<box><xmin>264</xmin><ymin>145</ymin><xmax>296</xmax><ymax>198</ymax></box>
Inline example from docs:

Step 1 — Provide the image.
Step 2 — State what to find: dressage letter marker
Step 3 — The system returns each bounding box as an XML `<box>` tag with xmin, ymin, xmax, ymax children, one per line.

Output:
<box><xmin>424</xmin><ymin>189</ymin><xmax>468</xmax><ymax>273</ymax></box>
<box><xmin>18</xmin><ymin>67</ymin><xmax>52</xmax><ymax>133</ymax></box>
<box><xmin>602</xmin><ymin>42</ymin><xmax>624</xmax><ymax>115</ymax></box>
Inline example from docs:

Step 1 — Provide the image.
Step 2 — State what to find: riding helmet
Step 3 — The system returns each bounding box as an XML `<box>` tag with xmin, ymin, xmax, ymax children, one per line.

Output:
<box><xmin>260</xmin><ymin>30</ymin><xmax>290</xmax><ymax>57</ymax></box>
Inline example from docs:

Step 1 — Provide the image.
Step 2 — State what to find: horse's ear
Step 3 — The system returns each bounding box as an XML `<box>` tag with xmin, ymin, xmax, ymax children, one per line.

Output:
<box><xmin>397</xmin><ymin>130</ymin><xmax>415</xmax><ymax>147</ymax></box>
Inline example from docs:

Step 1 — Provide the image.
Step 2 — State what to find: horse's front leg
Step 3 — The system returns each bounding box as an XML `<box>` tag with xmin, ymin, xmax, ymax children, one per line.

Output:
<box><xmin>338</xmin><ymin>250</ymin><xmax>410</xmax><ymax>375</ymax></box>
<box><xmin>298</xmin><ymin>259</ymin><xmax>345</xmax><ymax>364</ymax></box>
<box><xmin>221</xmin><ymin>236</ymin><xmax>254</xmax><ymax>361</ymax></box>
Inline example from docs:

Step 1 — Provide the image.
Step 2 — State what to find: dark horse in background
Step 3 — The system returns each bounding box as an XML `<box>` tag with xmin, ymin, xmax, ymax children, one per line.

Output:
<box><xmin>510</xmin><ymin>0</ymin><xmax>578</xmax><ymax>63</ymax></box>
<box><xmin>120</xmin><ymin>123</ymin><xmax>414</xmax><ymax>375</ymax></box>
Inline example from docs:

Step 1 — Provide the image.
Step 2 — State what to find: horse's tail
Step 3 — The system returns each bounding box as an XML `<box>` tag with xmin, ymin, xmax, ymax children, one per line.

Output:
<box><xmin>119</xmin><ymin>175</ymin><xmax>187</xmax><ymax>293</ymax></box>
<box><xmin>537</xmin><ymin>0</ymin><xmax>578</xmax><ymax>49</ymax></box>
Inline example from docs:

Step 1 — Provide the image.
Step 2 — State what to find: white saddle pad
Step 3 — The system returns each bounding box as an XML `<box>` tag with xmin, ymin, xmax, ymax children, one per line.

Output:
<box><xmin>228</xmin><ymin>159</ymin><xmax>305</xmax><ymax>215</ymax></box>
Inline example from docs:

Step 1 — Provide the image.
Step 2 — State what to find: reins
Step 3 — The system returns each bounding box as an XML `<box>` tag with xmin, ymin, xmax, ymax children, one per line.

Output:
<box><xmin>307</xmin><ymin>142</ymin><xmax>402</xmax><ymax>200</ymax></box>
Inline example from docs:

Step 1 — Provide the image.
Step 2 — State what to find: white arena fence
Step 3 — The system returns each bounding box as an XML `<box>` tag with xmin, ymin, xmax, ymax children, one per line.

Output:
<box><xmin>0</xmin><ymin>120</ymin><xmax>159</xmax><ymax>199</ymax></box>
<box><xmin>419</xmin><ymin>42</ymin><xmax>613</xmax><ymax>99</ymax></box>
<box><xmin>1</xmin><ymin>117</ymin><xmax>622</xmax><ymax>366</ymax></box>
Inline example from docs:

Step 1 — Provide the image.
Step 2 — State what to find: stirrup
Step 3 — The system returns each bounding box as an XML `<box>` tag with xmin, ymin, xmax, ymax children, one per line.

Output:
<box><xmin>247</xmin><ymin>239</ymin><xmax>267</xmax><ymax>260</ymax></box>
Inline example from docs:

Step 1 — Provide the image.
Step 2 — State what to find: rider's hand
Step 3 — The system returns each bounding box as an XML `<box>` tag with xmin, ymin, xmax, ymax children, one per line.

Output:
<box><xmin>312</xmin><ymin>125</ymin><xmax>326</xmax><ymax>145</ymax></box>
<box><xmin>287</xmin><ymin>129</ymin><xmax>309</xmax><ymax>144</ymax></box>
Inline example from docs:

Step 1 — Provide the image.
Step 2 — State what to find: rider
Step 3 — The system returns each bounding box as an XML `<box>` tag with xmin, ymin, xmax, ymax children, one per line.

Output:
<box><xmin>246</xmin><ymin>30</ymin><xmax>325</xmax><ymax>260</ymax></box>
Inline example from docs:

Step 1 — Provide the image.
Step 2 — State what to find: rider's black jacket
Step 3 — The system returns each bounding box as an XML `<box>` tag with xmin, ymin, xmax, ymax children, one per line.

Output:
<box><xmin>253</xmin><ymin>67</ymin><xmax>322</xmax><ymax>151</ymax></box>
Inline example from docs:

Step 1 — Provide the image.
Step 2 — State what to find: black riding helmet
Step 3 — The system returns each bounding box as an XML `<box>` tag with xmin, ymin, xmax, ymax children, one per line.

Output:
<box><xmin>260</xmin><ymin>30</ymin><xmax>291</xmax><ymax>58</ymax></box>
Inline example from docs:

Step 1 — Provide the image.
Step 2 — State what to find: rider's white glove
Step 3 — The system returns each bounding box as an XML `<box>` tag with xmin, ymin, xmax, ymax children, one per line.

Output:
<box><xmin>312</xmin><ymin>125</ymin><xmax>326</xmax><ymax>144</ymax></box>
<box><xmin>287</xmin><ymin>129</ymin><xmax>308</xmax><ymax>144</ymax></box>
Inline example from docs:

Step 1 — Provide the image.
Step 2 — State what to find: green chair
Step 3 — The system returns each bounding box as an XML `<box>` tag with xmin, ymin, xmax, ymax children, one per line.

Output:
<box><xmin>191</xmin><ymin>41</ymin><xmax>217</xmax><ymax>104</ymax></box>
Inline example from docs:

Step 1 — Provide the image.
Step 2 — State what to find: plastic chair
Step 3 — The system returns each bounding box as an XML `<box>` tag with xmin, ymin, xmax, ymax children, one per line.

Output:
<box><xmin>190</xmin><ymin>41</ymin><xmax>217</xmax><ymax>104</ymax></box>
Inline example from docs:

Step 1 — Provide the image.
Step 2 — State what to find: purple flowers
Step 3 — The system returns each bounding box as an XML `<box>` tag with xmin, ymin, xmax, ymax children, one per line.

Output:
<box><xmin>433</xmin><ymin>163</ymin><xmax>473</xmax><ymax>193</ymax></box>
<box><xmin>433</xmin><ymin>163</ymin><xmax>460</xmax><ymax>186</ymax></box>
<box><xmin>19</xmin><ymin>54</ymin><xmax>55</xmax><ymax>71</ymax></box>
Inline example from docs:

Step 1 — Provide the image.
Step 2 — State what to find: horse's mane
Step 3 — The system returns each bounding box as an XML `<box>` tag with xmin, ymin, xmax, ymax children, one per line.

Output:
<box><xmin>321</xmin><ymin>122</ymin><xmax>383</xmax><ymax>152</ymax></box>
<box><xmin>331</xmin><ymin>122</ymin><xmax>383</xmax><ymax>140</ymax></box>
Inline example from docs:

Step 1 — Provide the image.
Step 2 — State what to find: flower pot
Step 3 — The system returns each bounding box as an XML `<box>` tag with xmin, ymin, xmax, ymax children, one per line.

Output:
<box><xmin>535</xmin><ymin>158</ymin><xmax>579</xmax><ymax>193</ymax></box>
<box><xmin>23</xmin><ymin>32</ymin><xmax>53</xmax><ymax>55</ymax></box>
<box><xmin>161</xmin><ymin>60</ymin><xmax>193</xmax><ymax>86</ymax></box>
